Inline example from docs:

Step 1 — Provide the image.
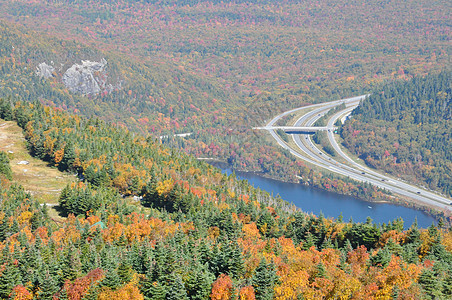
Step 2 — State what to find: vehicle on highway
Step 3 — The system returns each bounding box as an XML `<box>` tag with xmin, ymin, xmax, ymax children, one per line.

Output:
<box><xmin>264</xmin><ymin>95</ymin><xmax>452</xmax><ymax>211</ymax></box>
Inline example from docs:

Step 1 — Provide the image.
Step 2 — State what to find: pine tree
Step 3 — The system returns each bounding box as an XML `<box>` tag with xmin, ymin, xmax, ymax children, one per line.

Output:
<box><xmin>252</xmin><ymin>259</ymin><xmax>279</xmax><ymax>300</ymax></box>
<box><xmin>142</xmin><ymin>171</ymin><xmax>159</xmax><ymax>208</ymax></box>
<box><xmin>418</xmin><ymin>268</ymin><xmax>443</xmax><ymax>299</ymax></box>
<box><xmin>118</xmin><ymin>262</ymin><xmax>133</xmax><ymax>285</ymax></box>
<box><xmin>0</xmin><ymin>98</ymin><xmax>14</xmax><ymax>121</ymax></box>
<box><xmin>0</xmin><ymin>261</ymin><xmax>22</xmax><ymax>298</ymax></box>
<box><xmin>320</xmin><ymin>237</ymin><xmax>334</xmax><ymax>250</ymax></box>
<box><xmin>0</xmin><ymin>151</ymin><xmax>13</xmax><ymax>180</ymax></box>
<box><xmin>37</xmin><ymin>269</ymin><xmax>59</xmax><ymax>300</ymax></box>
<box><xmin>442</xmin><ymin>266</ymin><xmax>452</xmax><ymax>296</ymax></box>
<box><xmin>129</xmin><ymin>176</ymin><xmax>141</xmax><ymax>195</ymax></box>
<box><xmin>315</xmin><ymin>262</ymin><xmax>327</xmax><ymax>279</ymax></box>
<box><xmin>60</xmin><ymin>141</ymin><xmax>76</xmax><ymax>171</ymax></box>
<box><xmin>141</xmin><ymin>276</ymin><xmax>166</xmax><ymax>300</ymax></box>
<box><xmin>228</xmin><ymin>242</ymin><xmax>245</xmax><ymax>279</ymax></box>
<box><xmin>370</xmin><ymin>248</ymin><xmax>391</xmax><ymax>268</ymax></box>
<box><xmin>61</xmin><ymin>247</ymin><xmax>81</xmax><ymax>281</ymax></box>
<box><xmin>102</xmin><ymin>268</ymin><xmax>121</xmax><ymax>290</ymax></box>
<box><xmin>302</xmin><ymin>232</ymin><xmax>316</xmax><ymax>250</ymax></box>
<box><xmin>186</xmin><ymin>266</ymin><xmax>214</xmax><ymax>300</ymax></box>
<box><xmin>58</xmin><ymin>287</ymin><xmax>68</xmax><ymax>300</ymax></box>
<box><xmin>166</xmin><ymin>274</ymin><xmax>188</xmax><ymax>300</ymax></box>
<box><xmin>0</xmin><ymin>212</ymin><xmax>11</xmax><ymax>242</ymax></box>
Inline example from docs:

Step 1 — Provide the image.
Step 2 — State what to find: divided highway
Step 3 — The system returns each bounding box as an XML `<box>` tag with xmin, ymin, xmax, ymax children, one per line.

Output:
<box><xmin>261</xmin><ymin>96</ymin><xmax>452</xmax><ymax>211</ymax></box>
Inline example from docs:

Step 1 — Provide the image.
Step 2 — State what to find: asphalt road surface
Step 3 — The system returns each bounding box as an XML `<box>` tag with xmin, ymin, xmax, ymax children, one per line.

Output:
<box><xmin>262</xmin><ymin>96</ymin><xmax>451</xmax><ymax>211</ymax></box>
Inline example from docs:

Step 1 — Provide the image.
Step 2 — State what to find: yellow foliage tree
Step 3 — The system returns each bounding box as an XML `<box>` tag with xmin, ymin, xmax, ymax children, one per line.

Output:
<box><xmin>97</xmin><ymin>282</ymin><xmax>144</xmax><ymax>300</ymax></box>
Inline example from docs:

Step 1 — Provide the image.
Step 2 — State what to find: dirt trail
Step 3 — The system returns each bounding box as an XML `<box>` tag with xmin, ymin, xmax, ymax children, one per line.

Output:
<box><xmin>0</xmin><ymin>120</ymin><xmax>75</xmax><ymax>204</ymax></box>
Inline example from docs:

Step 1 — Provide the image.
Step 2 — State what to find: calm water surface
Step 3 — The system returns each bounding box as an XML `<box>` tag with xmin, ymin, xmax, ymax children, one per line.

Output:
<box><xmin>218</xmin><ymin>166</ymin><xmax>436</xmax><ymax>228</ymax></box>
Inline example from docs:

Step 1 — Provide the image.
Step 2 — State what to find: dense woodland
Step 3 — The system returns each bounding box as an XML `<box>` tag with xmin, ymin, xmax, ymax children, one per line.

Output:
<box><xmin>0</xmin><ymin>0</ymin><xmax>449</xmax><ymax>191</ymax></box>
<box><xmin>0</xmin><ymin>21</ymin><xmax>407</xmax><ymax>206</ymax></box>
<box><xmin>341</xmin><ymin>72</ymin><xmax>451</xmax><ymax>197</ymax></box>
<box><xmin>0</xmin><ymin>98</ymin><xmax>451</xmax><ymax>299</ymax></box>
<box><xmin>0</xmin><ymin>1</ymin><xmax>450</xmax><ymax>298</ymax></box>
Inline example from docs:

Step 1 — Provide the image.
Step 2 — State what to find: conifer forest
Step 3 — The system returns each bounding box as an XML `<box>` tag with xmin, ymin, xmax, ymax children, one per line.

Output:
<box><xmin>0</xmin><ymin>0</ymin><xmax>450</xmax><ymax>299</ymax></box>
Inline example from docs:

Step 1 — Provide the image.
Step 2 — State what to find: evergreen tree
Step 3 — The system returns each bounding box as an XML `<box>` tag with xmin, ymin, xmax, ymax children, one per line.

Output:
<box><xmin>60</xmin><ymin>141</ymin><xmax>76</xmax><ymax>172</ymax></box>
<box><xmin>102</xmin><ymin>268</ymin><xmax>121</xmax><ymax>290</ymax></box>
<box><xmin>0</xmin><ymin>98</ymin><xmax>13</xmax><ymax>120</ymax></box>
<box><xmin>302</xmin><ymin>232</ymin><xmax>316</xmax><ymax>250</ymax></box>
<box><xmin>57</xmin><ymin>288</ymin><xmax>68</xmax><ymax>300</ymax></box>
<box><xmin>418</xmin><ymin>268</ymin><xmax>444</xmax><ymax>299</ymax></box>
<box><xmin>0</xmin><ymin>151</ymin><xmax>12</xmax><ymax>180</ymax></box>
<box><xmin>142</xmin><ymin>171</ymin><xmax>160</xmax><ymax>208</ymax></box>
<box><xmin>0</xmin><ymin>261</ymin><xmax>22</xmax><ymax>298</ymax></box>
<box><xmin>252</xmin><ymin>259</ymin><xmax>279</xmax><ymax>300</ymax></box>
<box><xmin>442</xmin><ymin>266</ymin><xmax>452</xmax><ymax>296</ymax></box>
<box><xmin>370</xmin><ymin>248</ymin><xmax>391</xmax><ymax>268</ymax></box>
<box><xmin>315</xmin><ymin>262</ymin><xmax>327</xmax><ymax>279</ymax></box>
<box><xmin>141</xmin><ymin>276</ymin><xmax>166</xmax><ymax>300</ymax></box>
<box><xmin>166</xmin><ymin>274</ymin><xmax>188</xmax><ymax>300</ymax></box>
<box><xmin>186</xmin><ymin>266</ymin><xmax>214</xmax><ymax>300</ymax></box>
<box><xmin>118</xmin><ymin>262</ymin><xmax>133</xmax><ymax>285</ymax></box>
<box><xmin>37</xmin><ymin>270</ymin><xmax>59</xmax><ymax>300</ymax></box>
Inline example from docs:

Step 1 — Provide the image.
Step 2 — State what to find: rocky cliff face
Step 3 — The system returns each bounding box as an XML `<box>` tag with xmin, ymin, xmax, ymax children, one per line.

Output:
<box><xmin>62</xmin><ymin>59</ymin><xmax>106</xmax><ymax>95</ymax></box>
<box><xmin>37</xmin><ymin>58</ymin><xmax>120</xmax><ymax>96</ymax></box>
<box><xmin>36</xmin><ymin>62</ymin><xmax>55</xmax><ymax>79</ymax></box>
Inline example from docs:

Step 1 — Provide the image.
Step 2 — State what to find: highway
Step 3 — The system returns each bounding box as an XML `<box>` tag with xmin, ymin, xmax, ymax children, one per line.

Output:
<box><xmin>261</xmin><ymin>95</ymin><xmax>452</xmax><ymax>211</ymax></box>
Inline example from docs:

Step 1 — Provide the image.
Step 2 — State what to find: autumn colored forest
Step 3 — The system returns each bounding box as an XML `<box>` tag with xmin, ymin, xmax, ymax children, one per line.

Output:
<box><xmin>341</xmin><ymin>72</ymin><xmax>451</xmax><ymax>198</ymax></box>
<box><xmin>0</xmin><ymin>0</ymin><xmax>449</xmax><ymax>200</ymax></box>
<box><xmin>0</xmin><ymin>98</ymin><xmax>451</xmax><ymax>299</ymax></box>
<box><xmin>0</xmin><ymin>0</ymin><xmax>451</xmax><ymax>299</ymax></box>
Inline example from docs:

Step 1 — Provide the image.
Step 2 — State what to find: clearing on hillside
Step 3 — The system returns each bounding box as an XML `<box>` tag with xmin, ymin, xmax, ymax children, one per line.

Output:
<box><xmin>0</xmin><ymin>119</ymin><xmax>76</xmax><ymax>204</ymax></box>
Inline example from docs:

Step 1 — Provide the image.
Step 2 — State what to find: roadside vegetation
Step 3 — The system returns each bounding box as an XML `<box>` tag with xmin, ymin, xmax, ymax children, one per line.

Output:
<box><xmin>0</xmin><ymin>0</ymin><xmax>449</xmax><ymax>190</ymax></box>
<box><xmin>342</xmin><ymin>72</ymin><xmax>451</xmax><ymax>197</ymax></box>
<box><xmin>0</xmin><ymin>98</ymin><xmax>451</xmax><ymax>299</ymax></box>
<box><xmin>0</xmin><ymin>1</ymin><xmax>450</xmax><ymax>297</ymax></box>
<box><xmin>312</xmin><ymin>132</ymin><xmax>337</xmax><ymax>157</ymax></box>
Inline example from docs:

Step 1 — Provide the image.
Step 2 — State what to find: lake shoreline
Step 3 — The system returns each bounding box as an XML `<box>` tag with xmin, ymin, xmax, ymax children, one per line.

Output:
<box><xmin>205</xmin><ymin>160</ymin><xmax>442</xmax><ymax>226</ymax></box>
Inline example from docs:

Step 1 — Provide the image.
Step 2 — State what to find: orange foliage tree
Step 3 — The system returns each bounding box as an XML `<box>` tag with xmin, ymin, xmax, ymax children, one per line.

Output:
<box><xmin>62</xmin><ymin>268</ymin><xmax>105</xmax><ymax>300</ymax></box>
<box><xmin>211</xmin><ymin>274</ymin><xmax>235</xmax><ymax>300</ymax></box>
<box><xmin>10</xmin><ymin>285</ymin><xmax>32</xmax><ymax>300</ymax></box>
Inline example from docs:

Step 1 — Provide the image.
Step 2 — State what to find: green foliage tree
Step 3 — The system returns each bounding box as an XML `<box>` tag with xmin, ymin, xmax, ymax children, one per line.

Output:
<box><xmin>252</xmin><ymin>259</ymin><xmax>279</xmax><ymax>300</ymax></box>
<box><xmin>0</xmin><ymin>151</ymin><xmax>12</xmax><ymax>180</ymax></box>
<box><xmin>0</xmin><ymin>261</ymin><xmax>22</xmax><ymax>298</ymax></box>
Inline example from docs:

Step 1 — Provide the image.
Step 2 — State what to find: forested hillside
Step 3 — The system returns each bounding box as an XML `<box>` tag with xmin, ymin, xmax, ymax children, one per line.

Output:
<box><xmin>0</xmin><ymin>0</ymin><xmax>450</xmax><ymax>298</ymax></box>
<box><xmin>0</xmin><ymin>98</ymin><xmax>452</xmax><ymax>299</ymax></box>
<box><xmin>0</xmin><ymin>0</ymin><xmax>450</xmax><ymax>189</ymax></box>
<box><xmin>0</xmin><ymin>21</ymin><xmax>408</xmax><ymax>205</ymax></box>
<box><xmin>341</xmin><ymin>72</ymin><xmax>451</xmax><ymax>197</ymax></box>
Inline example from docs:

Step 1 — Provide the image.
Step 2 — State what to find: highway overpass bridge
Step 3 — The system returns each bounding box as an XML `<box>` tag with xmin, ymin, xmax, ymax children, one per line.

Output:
<box><xmin>254</xmin><ymin>126</ymin><xmax>337</xmax><ymax>134</ymax></box>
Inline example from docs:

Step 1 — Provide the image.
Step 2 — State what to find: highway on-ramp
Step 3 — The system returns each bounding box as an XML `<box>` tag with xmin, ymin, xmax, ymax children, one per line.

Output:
<box><xmin>260</xmin><ymin>96</ymin><xmax>451</xmax><ymax>211</ymax></box>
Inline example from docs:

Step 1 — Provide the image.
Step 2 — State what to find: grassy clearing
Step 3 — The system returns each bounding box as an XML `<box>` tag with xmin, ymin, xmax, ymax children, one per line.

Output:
<box><xmin>0</xmin><ymin>119</ymin><xmax>76</xmax><ymax>204</ymax></box>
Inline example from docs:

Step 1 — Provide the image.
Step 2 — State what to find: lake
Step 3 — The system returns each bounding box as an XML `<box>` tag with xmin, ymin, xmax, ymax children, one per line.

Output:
<box><xmin>218</xmin><ymin>166</ymin><xmax>436</xmax><ymax>228</ymax></box>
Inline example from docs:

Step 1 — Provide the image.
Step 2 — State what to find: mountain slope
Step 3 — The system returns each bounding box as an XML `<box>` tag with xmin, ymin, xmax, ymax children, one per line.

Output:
<box><xmin>0</xmin><ymin>120</ymin><xmax>75</xmax><ymax>204</ymax></box>
<box><xmin>0</xmin><ymin>0</ymin><xmax>450</xmax><ymax>187</ymax></box>
<box><xmin>0</xmin><ymin>97</ymin><xmax>451</xmax><ymax>299</ymax></box>
<box><xmin>341</xmin><ymin>71</ymin><xmax>452</xmax><ymax>197</ymax></box>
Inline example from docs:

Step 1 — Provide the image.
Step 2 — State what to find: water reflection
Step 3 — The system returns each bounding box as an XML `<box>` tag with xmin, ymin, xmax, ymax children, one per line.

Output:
<box><xmin>219</xmin><ymin>166</ymin><xmax>436</xmax><ymax>228</ymax></box>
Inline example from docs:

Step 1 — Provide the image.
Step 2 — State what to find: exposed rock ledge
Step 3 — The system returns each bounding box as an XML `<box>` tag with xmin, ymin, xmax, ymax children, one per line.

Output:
<box><xmin>36</xmin><ymin>62</ymin><xmax>55</xmax><ymax>79</ymax></box>
<box><xmin>62</xmin><ymin>59</ymin><xmax>106</xmax><ymax>95</ymax></box>
<box><xmin>37</xmin><ymin>59</ymin><xmax>120</xmax><ymax>96</ymax></box>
